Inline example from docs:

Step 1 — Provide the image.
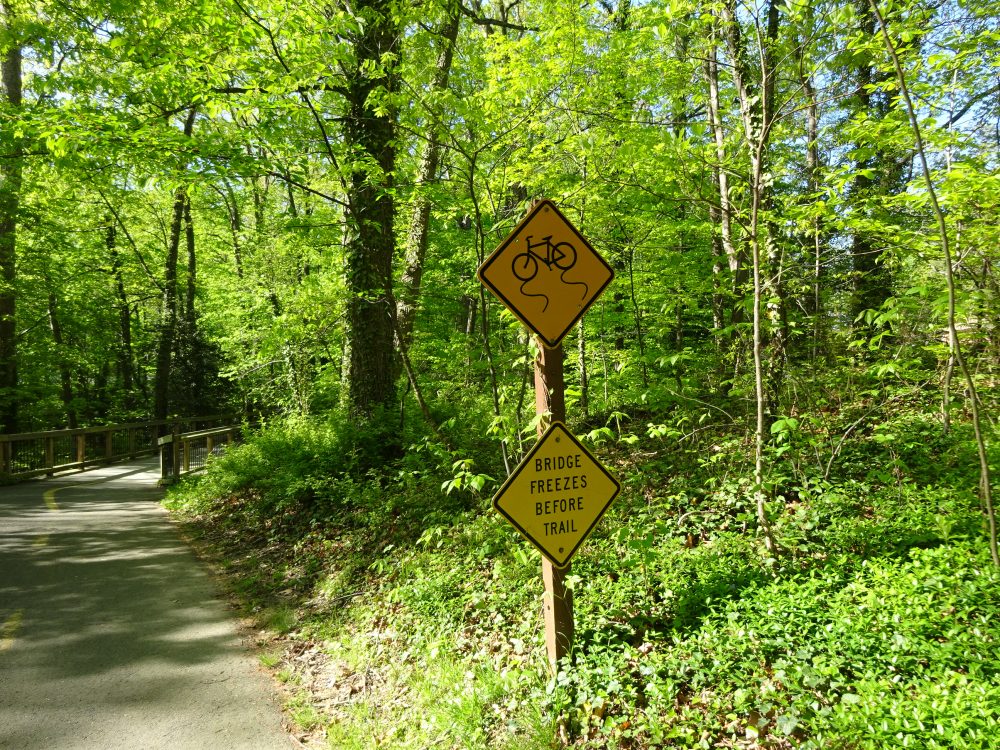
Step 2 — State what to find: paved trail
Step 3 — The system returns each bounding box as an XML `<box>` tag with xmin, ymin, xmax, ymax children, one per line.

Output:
<box><xmin>0</xmin><ymin>460</ymin><xmax>293</xmax><ymax>749</ymax></box>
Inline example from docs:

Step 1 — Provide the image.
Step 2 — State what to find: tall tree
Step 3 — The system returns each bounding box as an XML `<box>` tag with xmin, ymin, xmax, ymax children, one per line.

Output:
<box><xmin>867</xmin><ymin>0</ymin><xmax>998</xmax><ymax>566</ymax></box>
<box><xmin>0</xmin><ymin>0</ymin><xmax>22</xmax><ymax>432</ymax></box>
<box><xmin>342</xmin><ymin>0</ymin><xmax>402</xmax><ymax>420</ymax></box>
<box><xmin>396</xmin><ymin>0</ymin><xmax>462</xmax><ymax>358</ymax></box>
<box><xmin>848</xmin><ymin>0</ymin><xmax>905</xmax><ymax>330</ymax></box>
<box><xmin>152</xmin><ymin>108</ymin><xmax>196</xmax><ymax>423</ymax></box>
<box><xmin>721</xmin><ymin>0</ymin><xmax>783</xmax><ymax>551</ymax></box>
<box><xmin>105</xmin><ymin>216</ymin><xmax>137</xmax><ymax>408</ymax></box>
<box><xmin>44</xmin><ymin>280</ymin><xmax>77</xmax><ymax>428</ymax></box>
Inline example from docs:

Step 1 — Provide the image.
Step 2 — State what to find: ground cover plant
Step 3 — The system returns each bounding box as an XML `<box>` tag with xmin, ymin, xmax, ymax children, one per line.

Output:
<box><xmin>166</xmin><ymin>383</ymin><xmax>1000</xmax><ymax>749</ymax></box>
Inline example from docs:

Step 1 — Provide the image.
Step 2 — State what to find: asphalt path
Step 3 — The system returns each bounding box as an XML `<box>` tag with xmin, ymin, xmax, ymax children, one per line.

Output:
<box><xmin>0</xmin><ymin>459</ymin><xmax>293</xmax><ymax>749</ymax></box>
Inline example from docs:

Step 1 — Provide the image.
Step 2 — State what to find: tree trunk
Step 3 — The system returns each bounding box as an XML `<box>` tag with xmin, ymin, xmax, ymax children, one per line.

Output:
<box><xmin>795</xmin><ymin>23</ymin><xmax>826</xmax><ymax>364</ymax></box>
<box><xmin>395</xmin><ymin>2</ymin><xmax>461</xmax><ymax>360</ymax></box>
<box><xmin>0</xmin><ymin>5</ymin><xmax>21</xmax><ymax>433</ymax></box>
<box><xmin>627</xmin><ymin>247</ymin><xmax>649</xmax><ymax>386</ymax></box>
<box><xmin>868</xmin><ymin>0</ymin><xmax>998</xmax><ymax>567</ymax></box>
<box><xmin>153</xmin><ymin>108</ymin><xmax>196</xmax><ymax>423</ymax></box>
<box><xmin>107</xmin><ymin>219</ymin><xmax>135</xmax><ymax>405</ymax></box>
<box><xmin>46</xmin><ymin>285</ymin><xmax>77</xmax><ymax>429</ymax></box>
<box><xmin>706</xmin><ymin>32</ymin><xmax>740</xmax><ymax>287</ymax></box>
<box><xmin>153</xmin><ymin>186</ymin><xmax>186</xmax><ymax>423</ymax></box>
<box><xmin>342</xmin><ymin>0</ymin><xmax>401</xmax><ymax>420</ymax></box>
<box><xmin>219</xmin><ymin>180</ymin><xmax>244</xmax><ymax>279</ymax></box>
<box><xmin>721</xmin><ymin>0</ymin><xmax>782</xmax><ymax>552</ymax></box>
<box><xmin>468</xmin><ymin>159</ymin><xmax>511</xmax><ymax>474</ymax></box>
<box><xmin>705</xmin><ymin>24</ymin><xmax>744</xmax><ymax>392</ymax></box>
<box><xmin>183</xmin><ymin>193</ymin><xmax>196</xmax><ymax>326</ymax></box>
<box><xmin>577</xmin><ymin>319</ymin><xmax>589</xmax><ymax>420</ymax></box>
<box><xmin>850</xmin><ymin>0</ymin><xmax>901</xmax><ymax>332</ymax></box>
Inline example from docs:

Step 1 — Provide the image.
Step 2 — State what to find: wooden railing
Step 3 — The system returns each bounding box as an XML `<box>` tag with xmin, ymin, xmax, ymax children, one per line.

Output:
<box><xmin>158</xmin><ymin>425</ymin><xmax>242</xmax><ymax>484</ymax></box>
<box><xmin>0</xmin><ymin>416</ymin><xmax>236</xmax><ymax>483</ymax></box>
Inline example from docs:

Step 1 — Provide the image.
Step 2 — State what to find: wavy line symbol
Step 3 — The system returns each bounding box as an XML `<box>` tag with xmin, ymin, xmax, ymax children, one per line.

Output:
<box><xmin>518</xmin><ymin>278</ymin><xmax>550</xmax><ymax>312</ymax></box>
<box><xmin>559</xmin><ymin>269</ymin><xmax>589</xmax><ymax>301</ymax></box>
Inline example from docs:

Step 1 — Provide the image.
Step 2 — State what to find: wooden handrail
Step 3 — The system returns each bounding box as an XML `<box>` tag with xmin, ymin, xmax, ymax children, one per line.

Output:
<box><xmin>157</xmin><ymin>425</ymin><xmax>238</xmax><ymax>445</ymax></box>
<box><xmin>0</xmin><ymin>415</ymin><xmax>232</xmax><ymax>443</ymax></box>
<box><xmin>0</xmin><ymin>416</ymin><xmax>238</xmax><ymax>483</ymax></box>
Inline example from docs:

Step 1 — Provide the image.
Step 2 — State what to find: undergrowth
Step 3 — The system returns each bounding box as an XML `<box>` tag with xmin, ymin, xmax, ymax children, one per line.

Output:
<box><xmin>165</xmin><ymin>403</ymin><xmax>1000</xmax><ymax>749</ymax></box>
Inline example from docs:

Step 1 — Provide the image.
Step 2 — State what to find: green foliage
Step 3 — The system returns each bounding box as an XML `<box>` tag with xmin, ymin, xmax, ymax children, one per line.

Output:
<box><xmin>166</xmin><ymin>413</ymin><xmax>406</xmax><ymax>516</ymax></box>
<box><xmin>9</xmin><ymin>0</ymin><xmax>1000</xmax><ymax>745</ymax></box>
<box><xmin>553</xmin><ymin>540</ymin><xmax>1000</xmax><ymax>749</ymax></box>
<box><xmin>167</xmin><ymin>389</ymin><xmax>1000</xmax><ymax>749</ymax></box>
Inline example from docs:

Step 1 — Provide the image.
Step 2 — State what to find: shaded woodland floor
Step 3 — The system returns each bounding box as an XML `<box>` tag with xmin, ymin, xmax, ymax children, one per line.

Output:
<box><xmin>166</xmin><ymin>399</ymin><xmax>1000</xmax><ymax>749</ymax></box>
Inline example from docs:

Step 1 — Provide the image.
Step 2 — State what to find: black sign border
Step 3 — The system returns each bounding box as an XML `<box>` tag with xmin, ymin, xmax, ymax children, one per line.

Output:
<box><xmin>477</xmin><ymin>199</ymin><xmax>615</xmax><ymax>348</ymax></box>
<box><xmin>492</xmin><ymin>420</ymin><xmax>621</xmax><ymax>568</ymax></box>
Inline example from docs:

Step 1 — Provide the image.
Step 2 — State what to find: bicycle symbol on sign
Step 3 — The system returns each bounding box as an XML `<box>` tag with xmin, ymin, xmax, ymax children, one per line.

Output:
<box><xmin>511</xmin><ymin>235</ymin><xmax>589</xmax><ymax>312</ymax></box>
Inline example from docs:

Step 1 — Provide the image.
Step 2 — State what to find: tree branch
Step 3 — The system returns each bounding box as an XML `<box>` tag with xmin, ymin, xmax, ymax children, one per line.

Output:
<box><xmin>458</xmin><ymin>2</ymin><xmax>537</xmax><ymax>32</ymax></box>
<box><xmin>97</xmin><ymin>190</ymin><xmax>164</xmax><ymax>292</ymax></box>
<box><xmin>265</xmin><ymin>171</ymin><xmax>348</xmax><ymax>209</ymax></box>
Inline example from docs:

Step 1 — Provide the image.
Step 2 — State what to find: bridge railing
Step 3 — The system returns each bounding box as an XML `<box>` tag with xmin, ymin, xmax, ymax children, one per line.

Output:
<box><xmin>0</xmin><ymin>416</ymin><xmax>235</xmax><ymax>483</ymax></box>
<box><xmin>158</xmin><ymin>425</ymin><xmax>243</xmax><ymax>484</ymax></box>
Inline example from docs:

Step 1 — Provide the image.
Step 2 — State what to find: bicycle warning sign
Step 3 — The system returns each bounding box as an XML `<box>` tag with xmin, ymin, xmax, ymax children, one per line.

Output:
<box><xmin>478</xmin><ymin>199</ymin><xmax>614</xmax><ymax>348</ymax></box>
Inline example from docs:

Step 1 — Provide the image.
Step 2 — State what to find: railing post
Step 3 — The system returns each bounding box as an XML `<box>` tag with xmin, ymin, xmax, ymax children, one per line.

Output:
<box><xmin>45</xmin><ymin>437</ymin><xmax>55</xmax><ymax>476</ymax></box>
<box><xmin>159</xmin><ymin>424</ymin><xmax>181</xmax><ymax>484</ymax></box>
<box><xmin>75</xmin><ymin>433</ymin><xmax>86</xmax><ymax>469</ymax></box>
<box><xmin>159</xmin><ymin>435</ymin><xmax>170</xmax><ymax>482</ymax></box>
<box><xmin>171</xmin><ymin>424</ymin><xmax>180</xmax><ymax>482</ymax></box>
<box><xmin>0</xmin><ymin>416</ymin><xmax>241</xmax><ymax>484</ymax></box>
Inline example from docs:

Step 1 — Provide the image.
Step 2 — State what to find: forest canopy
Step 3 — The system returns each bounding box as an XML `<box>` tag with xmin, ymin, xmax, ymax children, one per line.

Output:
<box><xmin>0</xmin><ymin>0</ymin><xmax>996</xmax><ymax>434</ymax></box>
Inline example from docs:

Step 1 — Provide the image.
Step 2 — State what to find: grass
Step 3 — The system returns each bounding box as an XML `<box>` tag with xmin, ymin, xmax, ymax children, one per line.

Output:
<box><xmin>260</xmin><ymin>650</ymin><xmax>283</xmax><ymax>669</ymax></box>
<box><xmin>164</xmin><ymin>408</ymin><xmax>1000</xmax><ymax>748</ymax></box>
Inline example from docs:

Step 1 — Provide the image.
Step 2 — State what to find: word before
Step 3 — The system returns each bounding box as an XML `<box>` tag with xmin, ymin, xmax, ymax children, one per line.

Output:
<box><xmin>535</xmin><ymin>497</ymin><xmax>584</xmax><ymax>515</ymax></box>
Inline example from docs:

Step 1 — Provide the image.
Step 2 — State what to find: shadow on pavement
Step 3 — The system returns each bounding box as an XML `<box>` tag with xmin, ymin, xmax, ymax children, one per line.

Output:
<box><xmin>0</xmin><ymin>461</ymin><xmax>291</xmax><ymax>750</ymax></box>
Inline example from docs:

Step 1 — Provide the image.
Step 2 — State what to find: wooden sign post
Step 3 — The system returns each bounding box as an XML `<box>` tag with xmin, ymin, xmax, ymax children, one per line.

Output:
<box><xmin>478</xmin><ymin>199</ymin><xmax>619</xmax><ymax>672</ymax></box>
<box><xmin>536</xmin><ymin>343</ymin><xmax>573</xmax><ymax>666</ymax></box>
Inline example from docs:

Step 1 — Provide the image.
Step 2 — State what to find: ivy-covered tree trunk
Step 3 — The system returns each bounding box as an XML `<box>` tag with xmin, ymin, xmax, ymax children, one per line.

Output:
<box><xmin>342</xmin><ymin>0</ymin><xmax>400</xmax><ymax>420</ymax></box>
<box><xmin>0</xmin><ymin>4</ymin><xmax>21</xmax><ymax>433</ymax></box>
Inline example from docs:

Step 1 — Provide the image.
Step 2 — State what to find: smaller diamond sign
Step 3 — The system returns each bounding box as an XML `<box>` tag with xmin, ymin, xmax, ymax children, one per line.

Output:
<box><xmin>493</xmin><ymin>421</ymin><xmax>621</xmax><ymax>569</ymax></box>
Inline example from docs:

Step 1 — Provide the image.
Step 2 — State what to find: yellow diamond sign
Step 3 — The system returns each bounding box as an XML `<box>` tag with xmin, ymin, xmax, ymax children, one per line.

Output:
<box><xmin>493</xmin><ymin>421</ymin><xmax>621</xmax><ymax>569</ymax></box>
<box><xmin>478</xmin><ymin>199</ymin><xmax>614</xmax><ymax>348</ymax></box>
